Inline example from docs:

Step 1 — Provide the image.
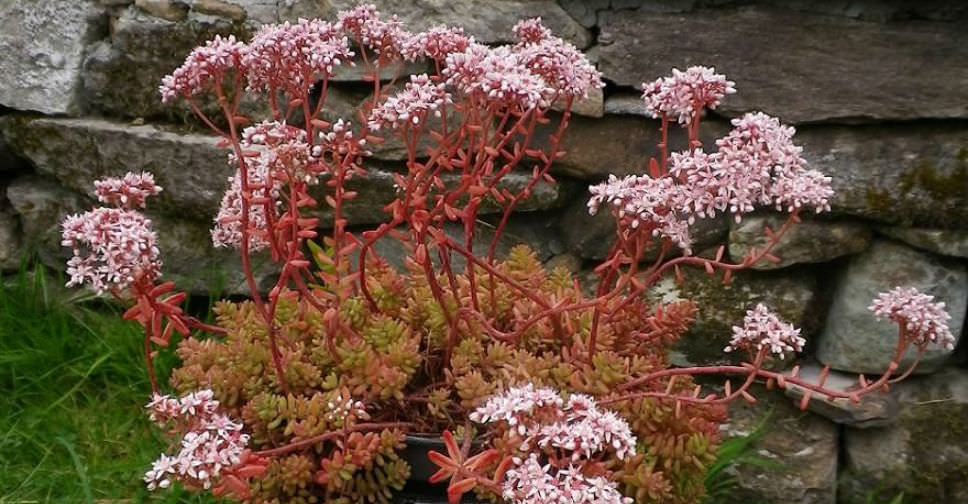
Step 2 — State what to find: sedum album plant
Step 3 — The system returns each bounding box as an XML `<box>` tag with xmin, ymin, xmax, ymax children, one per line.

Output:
<box><xmin>60</xmin><ymin>6</ymin><xmax>955</xmax><ymax>504</ymax></box>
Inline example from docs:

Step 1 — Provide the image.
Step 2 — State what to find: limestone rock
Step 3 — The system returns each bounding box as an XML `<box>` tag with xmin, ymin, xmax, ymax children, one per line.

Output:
<box><xmin>81</xmin><ymin>6</ymin><xmax>251</xmax><ymax>121</ymax></box>
<box><xmin>0</xmin><ymin>208</ymin><xmax>23</xmax><ymax>271</ymax></box>
<box><xmin>729</xmin><ymin>213</ymin><xmax>871</xmax><ymax>270</ymax></box>
<box><xmin>0</xmin><ymin>116</ymin><xmax>232</xmax><ymax>221</ymax></box>
<box><xmin>282</xmin><ymin>0</ymin><xmax>592</xmax><ymax>48</ymax></box>
<box><xmin>548</xmin><ymin>114</ymin><xmax>729</xmax><ymax>180</ymax></box>
<box><xmin>5</xmin><ymin>176</ymin><xmax>87</xmax><ymax>270</ymax></box>
<box><xmin>0</xmin><ymin>0</ymin><xmax>104</xmax><ymax>114</ymax></box>
<box><xmin>839</xmin><ymin>368</ymin><xmax>968</xmax><ymax>504</ymax></box>
<box><xmin>552</xmin><ymin>86</ymin><xmax>604</xmax><ymax>118</ymax></box>
<box><xmin>782</xmin><ymin>363</ymin><xmax>898</xmax><ymax>427</ymax></box>
<box><xmin>0</xmin><ymin>132</ymin><xmax>28</xmax><ymax>173</ymax></box>
<box><xmin>594</xmin><ymin>5</ymin><xmax>968</xmax><ymax>122</ymax></box>
<box><xmin>876</xmin><ymin>226</ymin><xmax>968</xmax><ymax>259</ymax></box>
<box><xmin>718</xmin><ymin>386</ymin><xmax>838</xmax><ymax>504</ymax></box>
<box><xmin>603</xmin><ymin>92</ymin><xmax>648</xmax><ymax>117</ymax></box>
<box><xmin>193</xmin><ymin>0</ymin><xmax>248</xmax><ymax>21</ymax></box>
<box><xmin>816</xmin><ymin>240</ymin><xmax>968</xmax><ymax>374</ymax></box>
<box><xmin>799</xmin><ymin>122</ymin><xmax>968</xmax><ymax>229</ymax></box>
<box><xmin>134</xmin><ymin>0</ymin><xmax>189</xmax><ymax>21</ymax></box>
<box><xmin>649</xmin><ymin>266</ymin><xmax>819</xmax><ymax>367</ymax></box>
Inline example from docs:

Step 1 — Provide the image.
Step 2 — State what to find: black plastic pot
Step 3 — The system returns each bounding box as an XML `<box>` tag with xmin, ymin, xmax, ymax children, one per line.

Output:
<box><xmin>403</xmin><ymin>435</ymin><xmax>449</xmax><ymax>482</ymax></box>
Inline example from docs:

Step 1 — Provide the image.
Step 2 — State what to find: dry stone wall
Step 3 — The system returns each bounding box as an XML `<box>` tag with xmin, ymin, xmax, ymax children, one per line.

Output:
<box><xmin>1</xmin><ymin>1</ymin><xmax>967</xmax><ymax>503</ymax></box>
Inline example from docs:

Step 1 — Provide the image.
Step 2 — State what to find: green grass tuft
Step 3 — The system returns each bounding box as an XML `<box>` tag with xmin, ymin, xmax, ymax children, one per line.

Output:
<box><xmin>0</xmin><ymin>265</ymin><xmax>216</xmax><ymax>503</ymax></box>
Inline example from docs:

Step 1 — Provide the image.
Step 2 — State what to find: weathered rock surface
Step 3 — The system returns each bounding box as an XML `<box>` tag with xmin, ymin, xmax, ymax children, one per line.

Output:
<box><xmin>876</xmin><ymin>226</ymin><xmax>968</xmax><ymax>259</ymax></box>
<box><xmin>4</xmin><ymin>175</ymin><xmax>272</xmax><ymax>294</ymax></box>
<box><xmin>798</xmin><ymin>122</ymin><xmax>968</xmax><ymax>229</ymax></box>
<box><xmin>0</xmin><ymin>116</ymin><xmax>577</xmax><ymax>226</ymax></box>
<box><xmin>782</xmin><ymin>363</ymin><xmax>899</xmax><ymax>427</ymax></box>
<box><xmin>283</xmin><ymin>0</ymin><xmax>592</xmax><ymax>47</ymax></box>
<box><xmin>0</xmin><ymin>0</ymin><xmax>104</xmax><ymax>114</ymax></box>
<box><xmin>548</xmin><ymin>114</ymin><xmax>728</xmax><ymax>180</ymax></box>
<box><xmin>0</xmin><ymin>116</ymin><xmax>232</xmax><ymax>220</ymax></box>
<box><xmin>603</xmin><ymin>92</ymin><xmax>648</xmax><ymax>117</ymax></box>
<box><xmin>729</xmin><ymin>213</ymin><xmax>871</xmax><ymax>270</ymax></box>
<box><xmin>594</xmin><ymin>5</ymin><xmax>968</xmax><ymax>122</ymax></box>
<box><xmin>82</xmin><ymin>6</ymin><xmax>251</xmax><ymax>121</ymax></box>
<box><xmin>719</xmin><ymin>386</ymin><xmax>838</xmax><ymax>504</ymax></box>
<box><xmin>839</xmin><ymin>368</ymin><xmax>968</xmax><ymax>504</ymax></box>
<box><xmin>649</xmin><ymin>266</ymin><xmax>819</xmax><ymax>367</ymax></box>
<box><xmin>0</xmin><ymin>132</ymin><xmax>28</xmax><ymax>173</ymax></box>
<box><xmin>552</xmin><ymin>86</ymin><xmax>604</xmax><ymax>118</ymax></box>
<box><xmin>0</xmin><ymin>208</ymin><xmax>23</xmax><ymax>271</ymax></box>
<box><xmin>816</xmin><ymin>240</ymin><xmax>968</xmax><ymax>374</ymax></box>
<box><xmin>5</xmin><ymin>176</ymin><xmax>87</xmax><ymax>270</ymax></box>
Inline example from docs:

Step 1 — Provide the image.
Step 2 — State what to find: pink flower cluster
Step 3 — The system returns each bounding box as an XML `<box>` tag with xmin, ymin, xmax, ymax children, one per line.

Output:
<box><xmin>470</xmin><ymin>383</ymin><xmax>635</xmax><ymax>461</ymax></box>
<box><xmin>244</xmin><ymin>19</ymin><xmax>353</xmax><ymax>95</ymax></box>
<box><xmin>401</xmin><ymin>25</ymin><xmax>471</xmax><ymax>62</ymax></box>
<box><xmin>470</xmin><ymin>383</ymin><xmax>564</xmax><ymax>430</ymax></box>
<box><xmin>515</xmin><ymin>33</ymin><xmax>604</xmax><ymax>101</ymax></box>
<box><xmin>472</xmin><ymin>385</ymin><xmax>636</xmax><ymax>504</ymax></box>
<box><xmin>870</xmin><ymin>287</ymin><xmax>955</xmax><ymax>351</ymax></box>
<box><xmin>160</xmin><ymin>35</ymin><xmax>245</xmax><ymax>102</ymax></box>
<box><xmin>62</xmin><ymin>174</ymin><xmax>163</xmax><ymax>294</ymax></box>
<box><xmin>94</xmin><ymin>172</ymin><xmax>163</xmax><ymax>209</ymax></box>
<box><xmin>144</xmin><ymin>390</ymin><xmax>250</xmax><ymax>492</ymax></box>
<box><xmin>445</xmin><ymin>44</ymin><xmax>551</xmax><ymax>110</ymax></box>
<box><xmin>337</xmin><ymin>4</ymin><xmax>411</xmax><ymax>58</ymax></box>
<box><xmin>641</xmin><ymin>66</ymin><xmax>735</xmax><ymax>125</ymax></box>
<box><xmin>512</xmin><ymin>17</ymin><xmax>553</xmax><ymax>44</ymax></box>
<box><xmin>441</xmin><ymin>18</ymin><xmax>602</xmax><ymax>109</ymax></box>
<box><xmin>502</xmin><ymin>454</ymin><xmax>632</xmax><ymax>504</ymax></box>
<box><xmin>587</xmin><ymin>174</ymin><xmax>694</xmax><ymax>252</ymax></box>
<box><xmin>368</xmin><ymin>74</ymin><xmax>452</xmax><ymax>131</ymax></box>
<box><xmin>708</xmin><ymin>112</ymin><xmax>832</xmax><ymax>215</ymax></box>
<box><xmin>724</xmin><ymin>304</ymin><xmax>805</xmax><ymax>359</ymax></box>
<box><xmin>212</xmin><ymin>121</ymin><xmax>316</xmax><ymax>250</ymax></box>
<box><xmin>589</xmin><ymin>106</ymin><xmax>833</xmax><ymax>253</ymax></box>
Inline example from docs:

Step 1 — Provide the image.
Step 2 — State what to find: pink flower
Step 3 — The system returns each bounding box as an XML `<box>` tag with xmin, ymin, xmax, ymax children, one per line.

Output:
<box><xmin>212</xmin><ymin>121</ymin><xmax>317</xmax><ymax>250</ymax></box>
<box><xmin>588</xmin><ymin>174</ymin><xmax>694</xmax><ymax>253</ymax></box>
<box><xmin>160</xmin><ymin>35</ymin><xmax>245</xmax><ymax>102</ymax></box>
<box><xmin>402</xmin><ymin>25</ymin><xmax>472</xmax><ymax>62</ymax></box>
<box><xmin>243</xmin><ymin>19</ymin><xmax>353</xmax><ymax>95</ymax></box>
<box><xmin>512</xmin><ymin>17</ymin><xmax>553</xmax><ymax>44</ymax></box>
<box><xmin>62</xmin><ymin>207</ymin><xmax>162</xmax><ymax>294</ymax></box>
<box><xmin>94</xmin><ymin>172</ymin><xmax>163</xmax><ymax>209</ymax></box>
<box><xmin>641</xmin><ymin>66</ymin><xmax>735</xmax><ymax>125</ymax></box>
<box><xmin>144</xmin><ymin>389</ymin><xmax>251</xmax><ymax>493</ymax></box>
<box><xmin>502</xmin><ymin>455</ymin><xmax>632</xmax><ymax>504</ymax></box>
<box><xmin>368</xmin><ymin>74</ymin><xmax>451</xmax><ymax>131</ymax></box>
<box><xmin>444</xmin><ymin>44</ymin><xmax>551</xmax><ymax>110</ymax></box>
<box><xmin>470</xmin><ymin>383</ymin><xmax>563</xmax><ymax>429</ymax></box>
<box><xmin>515</xmin><ymin>34</ymin><xmax>603</xmax><ymax>100</ymax></box>
<box><xmin>472</xmin><ymin>386</ymin><xmax>636</xmax><ymax>462</ymax></box>
<box><xmin>336</xmin><ymin>4</ymin><xmax>379</xmax><ymax>37</ymax></box>
<box><xmin>725</xmin><ymin>304</ymin><xmax>805</xmax><ymax>359</ymax></box>
<box><xmin>869</xmin><ymin>287</ymin><xmax>955</xmax><ymax>351</ymax></box>
<box><xmin>338</xmin><ymin>5</ymin><xmax>411</xmax><ymax>59</ymax></box>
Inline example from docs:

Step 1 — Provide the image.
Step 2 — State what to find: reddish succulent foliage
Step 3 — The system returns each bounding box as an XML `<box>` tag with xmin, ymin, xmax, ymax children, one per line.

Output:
<box><xmin>59</xmin><ymin>5</ymin><xmax>953</xmax><ymax>504</ymax></box>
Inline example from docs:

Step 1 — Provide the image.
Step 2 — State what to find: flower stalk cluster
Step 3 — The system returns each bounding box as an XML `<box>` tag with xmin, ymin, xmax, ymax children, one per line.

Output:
<box><xmin>59</xmin><ymin>6</ymin><xmax>957</xmax><ymax>504</ymax></box>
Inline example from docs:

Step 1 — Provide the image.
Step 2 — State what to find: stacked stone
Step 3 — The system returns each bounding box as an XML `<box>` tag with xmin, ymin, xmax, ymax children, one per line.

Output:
<box><xmin>1</xmin><ymin>1</ymin><xmax>966</xmax><ymax>503</ymax></box>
